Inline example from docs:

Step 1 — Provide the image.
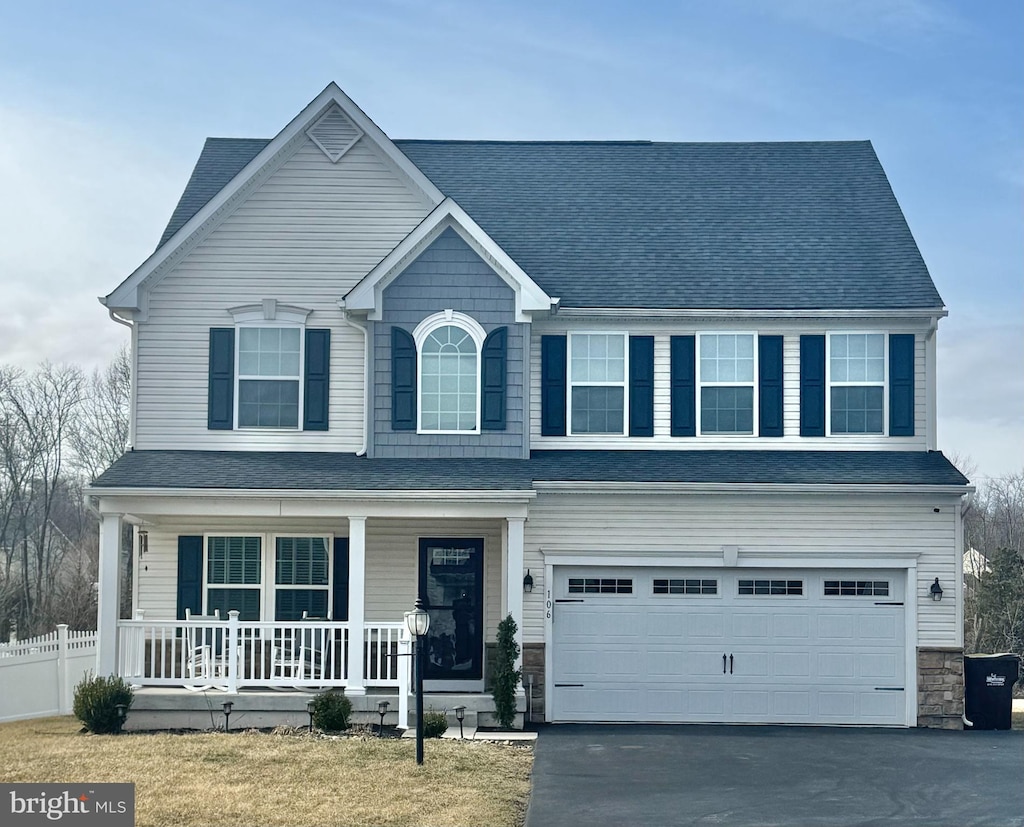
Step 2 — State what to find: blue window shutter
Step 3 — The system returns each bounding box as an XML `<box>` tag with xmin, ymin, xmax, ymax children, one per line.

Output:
<box><xmin>332</xmin><ymin>537</ymin><xmax>349</xmax><ymax>622</ymax></box>
<box><xmin>391</xmin><ymin>327</ymin><xmax>416</xmax><ymax>431</ymax></box>
<box><xmin>176</xmin><ymin>536</ymin><xmax>203</xmax><ymax>620</ymax></box>
<box><xmin>481</xmin><ymin>326</ymin><xmax>508</xmax><ymax>431</ymax></box>
<box><xmin>889</xmin><ymin>334</ymin><xmax>915</xmax><ymax>436</ymax></box>
<box><xmin>799</xmin><ymin>335</ymin><xmax>825</xmax><ymax>437</ymax></box>
<box><xmin>303</xmin><ymin>329</ymin><xmax>330</xmax><ymax>431</ymax></box>
<box><xmin>208</xmin><ymin>328</ymin><xmax>234</xmax><ymax>430</ymax></box>
<box><xmin>758</xmin><ymin>335</ymin><xmax>784</xmax><ymax>437</ymax></box>
<box><xmin>629</xmin><ymin>336</ymin><xmax>655</xmax><ymax>437</ymax></box>
<box><xmin>670</xmin><ymin>336</ymin><xmax>696</xmax><ymax>437</ymax></box>
<box><xmin>541</xmin><ymin>335</ymin><xmax>567</xmax><ymax>436</ymax></box>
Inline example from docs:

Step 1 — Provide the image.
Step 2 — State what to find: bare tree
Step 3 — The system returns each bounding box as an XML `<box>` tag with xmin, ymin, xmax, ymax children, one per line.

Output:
<box><xmin>72</xmin><ymin>344</ymin><xmax>131</xmax><ymax>481</ymax></box>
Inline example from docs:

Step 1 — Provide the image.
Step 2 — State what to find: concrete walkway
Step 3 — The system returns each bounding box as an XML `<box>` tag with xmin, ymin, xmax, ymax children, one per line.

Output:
<box><xmin>526</xmin><ymin>724</ymin><xmax>1024</xmax><ymax>827</ymax></box>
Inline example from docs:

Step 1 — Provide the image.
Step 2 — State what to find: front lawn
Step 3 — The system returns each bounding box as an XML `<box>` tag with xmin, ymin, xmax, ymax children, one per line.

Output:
<box><xmin>0</xmin><ymin>717</ymin><xmax>532</xmax><ymax>827</ymax></box>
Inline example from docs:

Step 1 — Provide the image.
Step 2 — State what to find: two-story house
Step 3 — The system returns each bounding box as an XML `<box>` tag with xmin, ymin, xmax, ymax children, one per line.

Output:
<box><xmin>89</xmin><ymin>83</ymin><xmax>969</xmax><ymax>730</ymax></box>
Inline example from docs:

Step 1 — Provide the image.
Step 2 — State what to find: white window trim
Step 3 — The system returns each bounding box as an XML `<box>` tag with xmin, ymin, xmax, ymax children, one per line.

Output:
<box><xmin>233</xmin><ymin>320</ymin><xmax>305</xmax><ymax>431</ymax></box>
<box><xmin>413</xmin><ymin>310</ymin><xmax>485</xmax><ymax>435</ymax></box>
<box><xmin>696</xmin><ymin>331</ymin><xmax>758</xmax><ymax>437</ymax></box>
<box><xmin>567</xmin><ymin>331</ymin><xmax>629</xmax><ymax>436</ymax></box>
<box><xmin>826</xmin><ymin>331</ymin><xmax>888</xmax><ymax>437</ymax></box>
<box><xmin>202</xmin><ymin>532</ymin><xmax>335</xmax><ymax>622</ymax></box>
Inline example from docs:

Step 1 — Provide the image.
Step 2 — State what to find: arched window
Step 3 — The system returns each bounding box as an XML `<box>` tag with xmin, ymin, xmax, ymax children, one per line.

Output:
<box><xmin>415</xmin><ymin>312</ymin><xmax>485</xmax><ymax>433</ymax></box>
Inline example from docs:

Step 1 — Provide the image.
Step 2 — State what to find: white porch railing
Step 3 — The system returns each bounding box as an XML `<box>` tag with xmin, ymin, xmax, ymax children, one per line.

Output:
<box><xmin>117</xmin><ymin>613</ymin><xmax>408</xmax><ymax>694</ymax></box>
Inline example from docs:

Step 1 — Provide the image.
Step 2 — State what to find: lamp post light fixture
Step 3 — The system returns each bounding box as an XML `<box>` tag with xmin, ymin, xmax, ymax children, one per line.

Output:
<box><xmin>114</xmin><ymin>704</ymin><xmax>128</xmax><ymax>734</ymax></box>
<box><xmin>454</xmin><ymin>705</ymin><xmax>466</xmax><ymax>739</ymax></box>
<box><xmin>377</xmin><ymin>700</ymin><xmax>390</xmax><ymax>737</ymax></box>
<box><xmin>222</xmin><ymin>700</ymin><xmax>233</xmax><ymax>733</ymax></box>
<box><xmin>523</xmin><ymin>570</ymin><xmax>534</xmax><ymax>593</ymax></box>
<box><xmin>930</xmin><ymin>578</ymin><xmax>943</xmax><ymax>602</ymax></box>
<box><xmin>404</xmin><ymin>598</ymin><xmax>431</xmax><ymax>765</ymax></box>
<box><xmin>306</xmin><ymin>698</ymin><xmax>316</xmax><ymax>732</ymax></box>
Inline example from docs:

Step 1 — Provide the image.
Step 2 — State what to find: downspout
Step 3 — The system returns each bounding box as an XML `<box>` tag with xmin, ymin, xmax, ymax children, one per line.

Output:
<box><xmin>339</xmin><ymin>302</ymin><xmax>370</xmax><ymax>456</ymax></box>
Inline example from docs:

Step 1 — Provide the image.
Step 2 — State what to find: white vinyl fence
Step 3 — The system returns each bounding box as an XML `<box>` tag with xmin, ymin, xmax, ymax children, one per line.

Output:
<box><xmin>0</xmin><ymin>626</ymin><xmax>98</xmax><ymax>722</ymax></box>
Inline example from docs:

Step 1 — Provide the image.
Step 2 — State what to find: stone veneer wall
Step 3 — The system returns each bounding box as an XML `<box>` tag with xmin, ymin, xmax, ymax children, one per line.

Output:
<box><xmin>523</xmin><ymin>643</ymin><xmax>546</xmax><ymax>722</ymax></box>
<box><xmin>917</xmin><ymin>646</ymin><xmax>964</xmax><ymax>729</ymax></box>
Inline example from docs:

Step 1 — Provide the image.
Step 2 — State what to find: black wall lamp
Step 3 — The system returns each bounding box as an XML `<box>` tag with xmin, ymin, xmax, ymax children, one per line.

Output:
<box><xmin>930</xmin><ymin>578</ymin><xmax>943</xmax><ymax>601</ymax></box>
<box><xmin>523</xmin><ymin>570</ymin><xmax>534</xmax><ymax>593</ymax></box>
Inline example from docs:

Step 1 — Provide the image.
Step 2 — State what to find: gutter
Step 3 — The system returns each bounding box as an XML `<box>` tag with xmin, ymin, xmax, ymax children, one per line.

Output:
<box><xmin>533</xmin><ymin>481</ymin><xmax>973</xmax><ymax>495</ymax></box>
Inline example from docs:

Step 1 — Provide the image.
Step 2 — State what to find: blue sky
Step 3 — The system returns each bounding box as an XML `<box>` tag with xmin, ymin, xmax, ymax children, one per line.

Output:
<box><xmin>0</xmin><ymin>0</ymin><xmax>1020</xmax><ymax>480</ymax></box>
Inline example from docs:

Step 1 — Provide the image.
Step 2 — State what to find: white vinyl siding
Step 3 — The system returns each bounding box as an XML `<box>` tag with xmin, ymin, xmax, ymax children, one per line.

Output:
<box><xmin>532</xmin><ymin>324</ymin><xmax>929</xmax><ymax>450</ymax></box>
<box><xmin>521</xmin><ymin>490</ymin><xmax>961</xmax><ymax>649</ymax></box>
<box><xmin>134</xmin><ymin>138</ymin><xmax>433</xmax><ymax>450</ymax></box>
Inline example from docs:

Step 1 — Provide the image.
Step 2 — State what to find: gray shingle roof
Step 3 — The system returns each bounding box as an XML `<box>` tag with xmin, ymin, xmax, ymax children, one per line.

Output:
<box><xmin>90</xmin><ymin>450</ymin><xmax>967</xmax><ymax>491</ymax></box>
<box><xmin>155</xmin><ymin>136</ymin><xmax>943</xmax><ymax>310</ymax></box>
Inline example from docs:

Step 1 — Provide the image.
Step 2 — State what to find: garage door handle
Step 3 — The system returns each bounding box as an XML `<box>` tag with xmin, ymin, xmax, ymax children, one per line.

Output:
<box><xmin>723</xmin><ymin>653</ymin><xmax>727</xmax><ymax>674</ymax></box>
<box><xmin>729</xmin><ymin>654</ymin><xmax>734</xmax><ymax>674</ymax></box>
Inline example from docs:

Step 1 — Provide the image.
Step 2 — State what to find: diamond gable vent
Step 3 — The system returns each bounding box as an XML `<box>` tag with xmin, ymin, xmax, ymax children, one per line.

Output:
<box><xmin>306</xmin><ymin>105</ymin><xmax>363</xmax><ymax>163</ymax></box>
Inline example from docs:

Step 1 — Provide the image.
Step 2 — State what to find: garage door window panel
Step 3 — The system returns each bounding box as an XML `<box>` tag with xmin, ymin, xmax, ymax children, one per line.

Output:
<box><xmin>653</xmin><ymin>578</ymin><xmax>718</xmax><ymax>595</ymax></box>
<box><xmin>824</xmin><ymin>580</ymin><xmax>890</xmax><ymax>597</ymax></box>
<box><xmin>568</xmin><ymin>578</ymin><xmax>633</xmax><ymax>594</ymax></box>
<box><xmin>738</xmin><ymin>579</ymin><xmax>803</xmax><ymax>596</ymax></box>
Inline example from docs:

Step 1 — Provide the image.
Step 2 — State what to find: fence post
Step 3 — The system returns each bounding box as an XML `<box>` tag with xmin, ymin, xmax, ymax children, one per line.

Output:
<box><xmin>56</xmin><ymin>625</ymin><xmax>70</xmax><ymax>715</ymax></box>
<box><xmin>397</xmin><ymin>629</ymin><xmax>410</xmax><ymax>730</ymax></box>
<box><xmin>227</xmin><ymin>611</ymin><xmax>239</xmax><ymax>694</ymax></box>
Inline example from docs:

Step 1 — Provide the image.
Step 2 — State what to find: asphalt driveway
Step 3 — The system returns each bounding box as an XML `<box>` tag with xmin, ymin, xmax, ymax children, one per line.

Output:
<box><xmin>526</xmin><ymin>725</ymin><xmax>1024</xmax><ymax>827</ymax></box>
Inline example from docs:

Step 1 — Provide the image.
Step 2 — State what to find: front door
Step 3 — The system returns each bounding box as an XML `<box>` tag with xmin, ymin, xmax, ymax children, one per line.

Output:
<box><xmin>419</xmin><ymin>538</ymin><xmax>484</xmax><ymax>691</ymax></box>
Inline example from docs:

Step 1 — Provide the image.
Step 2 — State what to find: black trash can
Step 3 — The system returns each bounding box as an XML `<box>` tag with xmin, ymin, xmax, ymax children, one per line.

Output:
<box><xmin>964</xmin><ymin>653</ymin><xmax>1020</xmax><ymax>730</ymax></box>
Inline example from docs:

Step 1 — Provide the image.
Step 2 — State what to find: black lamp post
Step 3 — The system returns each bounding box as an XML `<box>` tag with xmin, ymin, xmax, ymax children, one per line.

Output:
<box><xmin>222</xmin><ymin>700</ymin><xmax>233</xmax><ymax>733</ymax></box>
<box><xmin>114</xmin><ymin>703</ymin><xmax>128</xmax><ymax>734</ymax></box>
<box><xmin>454</xmin><ymin>705</ymin><xmax>466</xmax><ymax>739</ymax></box>
<box><xmin>404</xmin><ymin>598</ymin><xmax>431</xmax><ymax>765</ymax></box>
<box><xmin>377</xmin><ymin>700</ymin><xmax>390</xmax><ymax>737</ymax></box>
<box><xmin>306</xmin><ymin>698</ymin><xmax>316</xmax><ymax>732</ymax></box>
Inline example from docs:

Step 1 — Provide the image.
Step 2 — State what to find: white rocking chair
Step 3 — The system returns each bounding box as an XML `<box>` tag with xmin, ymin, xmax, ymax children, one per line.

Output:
<box><xmin>184</xmin><ymin>609</ymin><xmax>228</xmax><ymax>691</ymax></box>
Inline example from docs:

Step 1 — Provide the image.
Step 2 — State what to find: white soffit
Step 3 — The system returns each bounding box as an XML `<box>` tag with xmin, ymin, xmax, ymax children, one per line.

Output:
<box><xmin>101</xmin><ymin>82</ymin><xmax>444</xmax><ymax>313</ymax></box>
<box><xmin>344</xmin><ymin>198</ymin><xmax>554</xmax><ymax>322</ymax></box>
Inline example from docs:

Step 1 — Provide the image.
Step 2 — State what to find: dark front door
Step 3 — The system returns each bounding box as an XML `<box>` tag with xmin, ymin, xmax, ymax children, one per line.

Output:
<box><xmin>418</xmin><ymin>538</ymin><xmax>484</xmax><ymax>684</ymax></box>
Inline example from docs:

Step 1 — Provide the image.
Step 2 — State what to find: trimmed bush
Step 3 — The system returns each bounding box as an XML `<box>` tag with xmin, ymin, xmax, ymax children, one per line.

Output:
<box><xmin>491</xmin><ymin>614</ymin><xmax>521</xmax><ymax>729</ymax></box>
<box><xmin>309</xmin><ymin>691</ymin><xmax>352</xmax><ymax>731</ymax></box>
<box><xmin>73</xmin><ymin>674</ymin><xmax>134</xmax><ymax>734</ymax></box>
<box><xmin>422</xmin><ymin>710</ymin><xmax>448</xmax><ymax>739</ymax></box>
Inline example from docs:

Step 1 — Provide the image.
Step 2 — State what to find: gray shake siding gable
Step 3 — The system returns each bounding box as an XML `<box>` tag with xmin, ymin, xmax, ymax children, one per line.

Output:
<box><xmin>372</xmin><ymin>228</ymin><xmax>528</xmax><ymax>458</ymax></box>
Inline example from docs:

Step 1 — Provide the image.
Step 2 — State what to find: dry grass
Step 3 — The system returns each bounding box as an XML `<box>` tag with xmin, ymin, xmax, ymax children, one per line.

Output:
<box><xmin>0</xmin><ymin>717</ymin><xmax>533</xmax><ymax>827</ymax></box>
<box><xmin>1013</xmin><ymin>708</ymin><xmax>1023</xmax><ymax>730</ymax></box>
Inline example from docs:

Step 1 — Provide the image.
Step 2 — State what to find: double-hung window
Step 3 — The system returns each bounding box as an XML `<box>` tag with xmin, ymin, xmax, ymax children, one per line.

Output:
<box><xmin>237</xmin><ymin>326</ymin><xmax>302</xmax><ymax>428</ymax></box>
<box><xmin>274</xmin><ymin>536</ymin><xmax>331</xmax><ymax>621</ymax></box>
<box><xmin>829</xmin><ymin>333</ymin><xmax>885</xmax><ymax>434</ymax></box>
<box><xmin>206</xmin><ymin>536</ymin><xmax>262</xmax><ymax>620</ymax></box>
<box><xmin>699</xmin><ymin>333</ymin><xmax>755</xmax><ymax>434</ymax></box>
<box><xmin>570</xmin><ymin>333</ymin><xmax>626</xmax><ymax>434</ymax></box>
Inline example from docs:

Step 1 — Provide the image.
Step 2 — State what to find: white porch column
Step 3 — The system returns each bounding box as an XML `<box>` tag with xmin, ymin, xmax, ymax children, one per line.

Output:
<box><xmin>347</xmin><ymin>516</ymin><xmax>367</xmax><ymax>695</ymax></box>
<box><xmin>505</xmin><ymin>517</ymin><xmax>526</xmax><ymax>674</ymax></box>
<box><xmin>96</xmin><ymin>513</ymin><xmax>122</xmax><ymax>676</ymax></box>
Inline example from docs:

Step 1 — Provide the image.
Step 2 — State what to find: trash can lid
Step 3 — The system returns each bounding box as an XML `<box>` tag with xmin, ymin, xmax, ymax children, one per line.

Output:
<box><xmin>965</xmin><ymin>653</ymin><xmax>1019</xmax><ymax>659</ymax></box>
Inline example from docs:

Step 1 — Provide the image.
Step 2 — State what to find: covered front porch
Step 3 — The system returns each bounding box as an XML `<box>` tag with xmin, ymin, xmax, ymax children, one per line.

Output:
<box><xmin>89</xmin><ymin>471</ymin><xmax>534</xmax><ymax>728</ymax></box>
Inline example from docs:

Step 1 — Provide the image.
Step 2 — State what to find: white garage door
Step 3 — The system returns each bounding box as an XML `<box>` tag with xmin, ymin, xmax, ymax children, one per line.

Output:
<box><xmin>552</xmin><ymin>567</ymin><xmax>906</xmax><ymax>726</ymax></box>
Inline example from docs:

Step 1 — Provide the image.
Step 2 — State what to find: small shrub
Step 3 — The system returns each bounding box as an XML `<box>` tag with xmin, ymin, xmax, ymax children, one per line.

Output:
<box><xmin>422</xmin><ymin>710</ymin><xmax>448</xmax><ymax>738</ymax></box>
<box><xmin>309</xmin><ymin>691</ymin><xmax>352</xmax><ymax>731</ymax></box>
<box><xmin>491</xmin><ymin>614</ymin><xmax>522</xmax><ymax>729</ymax></box>
<box><xmin>73</xmin><ymin>674</ymin><xmax>134</xmax><ymax>734</ymax></box>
